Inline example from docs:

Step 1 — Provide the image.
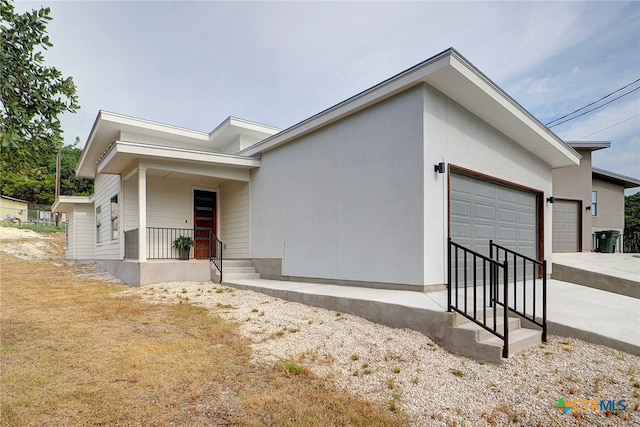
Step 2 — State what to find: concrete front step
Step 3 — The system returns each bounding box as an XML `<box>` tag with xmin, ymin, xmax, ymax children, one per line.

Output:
<box><xmin>482</xmin><ymin>327</ymin><xmax>542</xmax><ymax>356</ymax></box>
<box><xmin>455</xmin><ymin>316</ymin><xmax>521</xmax><ymax>341</ymax></box>
<box><xmin>215</xmin><ymin>259</ymin><xmax>261</xmax><ymax>281</ymax></box>
<box><xmin>223</xmin><ymin>272</ymin><xmax>262</xmax><ymax>281</ymax></box>
<box><xmin>451</xmin><ymin>309</ymin><xmax>542</xmax><ymax>363</ymax></box>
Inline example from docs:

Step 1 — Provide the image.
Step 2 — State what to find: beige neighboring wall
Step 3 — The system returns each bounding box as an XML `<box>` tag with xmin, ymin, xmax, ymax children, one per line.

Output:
<box><xmin>592</xmin><ymin>177</ymin><xmax>624</xmax><ymax>231</ymax></box>
<box><xmin>552</xmin><ymin>149</ymin><xmax>592</xmax><ymax>251</ymax></box>
<box><xmin>0</xmin><ymin>196</ymin><xmax>28</xmax><ymax>224</ymax></box>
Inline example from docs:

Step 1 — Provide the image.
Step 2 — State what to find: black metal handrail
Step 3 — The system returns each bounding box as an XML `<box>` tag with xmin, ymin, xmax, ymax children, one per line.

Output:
<box><xmin>123</xmin><ymin>227</ymin><xmax>222</xmax><ymax>261</ymax></box>
<box><xmin>210</xmin><ymin>230</ymin><xmax>223</xmax><ymax>281</ymax></box>
<box><xmin>448</xmin><ymin>239</ymin><xmax>510</xmax><ymax>358</ymax></box>
<box><xmin>490</xmin><ymin>240</ymin><xmax>547</xmax><ymax>342</ymax></box>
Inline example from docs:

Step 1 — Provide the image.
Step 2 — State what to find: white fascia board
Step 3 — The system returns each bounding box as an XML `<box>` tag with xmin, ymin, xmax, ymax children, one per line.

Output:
<box><xmin>101</xmin><ymin>111</ymin><xmax>210</xmax><ymax>140</ymax></box>
<box><xmin>97</xmin><ymin>140</ymin><xmax>260</xmax><ymax>175</ymax></box>
<box><xmin>52</xmin><ymin>195</ymin><xmax>93</xmax><ymax>213</ymax></box>
<box><xmin>78</xmin><ymin>111</ymin><xmax>213</xmax><ymax>178</ymax></box>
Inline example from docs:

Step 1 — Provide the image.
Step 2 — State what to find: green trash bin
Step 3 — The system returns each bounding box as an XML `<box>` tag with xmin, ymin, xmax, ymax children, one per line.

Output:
<box><xmin>597</xmin><ymin>230</ymin><xmax>620</xmax><ymax>253</ymax></box>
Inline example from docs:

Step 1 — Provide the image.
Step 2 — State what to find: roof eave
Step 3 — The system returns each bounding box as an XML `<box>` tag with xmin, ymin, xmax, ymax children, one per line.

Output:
<box><xmin>239</xmin><ymin>48</ymin><xmax>580</xmax><ymax>168</ymax></box>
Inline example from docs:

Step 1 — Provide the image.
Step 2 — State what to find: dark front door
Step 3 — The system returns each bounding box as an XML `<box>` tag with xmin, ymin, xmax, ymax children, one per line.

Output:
<box><xmin>193</xmin><ymin>190</ymin><xmax>216</xmax><ymax>259</ymax></box>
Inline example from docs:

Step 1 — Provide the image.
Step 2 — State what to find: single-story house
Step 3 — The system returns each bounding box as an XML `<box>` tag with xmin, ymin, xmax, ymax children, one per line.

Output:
<box><xmin>1</xmin><ymin>195</ymin><xmax>28</xmax><ymax>225</ymax></box>
<box><xmin>551</xmin><ymin>142</ymin><xmax>640</xmax><ymax>252</ymax></box>
<box><xmin>54</xmin><ymin>48</ymin><xmax>581</xmax><ymax>289</ymax></box>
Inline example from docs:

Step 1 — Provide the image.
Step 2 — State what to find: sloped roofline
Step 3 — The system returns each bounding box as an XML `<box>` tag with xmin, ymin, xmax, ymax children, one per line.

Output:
<box><xmin>239</xmin><ymin>48</ymin><xmax>580</xmax><ymax>168</ymax></box>
<box><xmin>567</xmin><ymin>141</ymin><xmax>611</xmax><ymax>152</ymax></box>
<box><xmin>592</xmin><ymin>167</ymin><xmax>640</xmax><ymax>188</ymax></box>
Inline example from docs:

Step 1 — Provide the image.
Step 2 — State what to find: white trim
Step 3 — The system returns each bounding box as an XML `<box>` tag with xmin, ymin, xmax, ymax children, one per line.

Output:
<box><xmin>138</xmin><ymin>166</ymin><xmax>147</xmax><ymax>262</ymax></box>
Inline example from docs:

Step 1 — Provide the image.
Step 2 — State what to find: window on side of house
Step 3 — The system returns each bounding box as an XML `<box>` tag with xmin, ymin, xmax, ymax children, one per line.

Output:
<box><xmin>591</xmin><ymin>190</ymin><xmax>597</xmax><ymax>216</ymax></box>
<box><xmin>110</xmin><ymin>194</ymin><xmax>119</xmax><ymax>240</ymax></box>
<box><xmin>96</xmin><ymin>205</ymin><xmax>102</xmax><ymax>243</ymax></box>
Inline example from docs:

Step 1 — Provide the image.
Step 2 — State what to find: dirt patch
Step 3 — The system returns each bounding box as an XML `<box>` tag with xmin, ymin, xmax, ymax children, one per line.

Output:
<box><xmin>0</xmin><ymin>226</ymin><xmax>64</xmax><ymax>261</ymax></box>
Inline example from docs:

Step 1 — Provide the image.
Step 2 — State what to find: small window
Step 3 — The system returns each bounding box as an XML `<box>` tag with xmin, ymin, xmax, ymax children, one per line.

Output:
<box><xmin>110</xmin><ymin>194</ymin><xmax>119</xmax><ymax>240</ymax></box>
<box><xmin>96</xmin><ymin>206</ymin><xmax>102</xmax><ymax>243</ymax></box>
<box><xmin>591</xmin><ymin>191</ymin><xmax>597</xmax><ymax>216</ymax></box>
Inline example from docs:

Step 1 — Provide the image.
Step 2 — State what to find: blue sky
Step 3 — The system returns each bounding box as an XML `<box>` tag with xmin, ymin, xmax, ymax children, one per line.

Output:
<box><xmin>16</xmin><ymin>1</ymin><xmax>640</xmax><ymax>188</ymax></box>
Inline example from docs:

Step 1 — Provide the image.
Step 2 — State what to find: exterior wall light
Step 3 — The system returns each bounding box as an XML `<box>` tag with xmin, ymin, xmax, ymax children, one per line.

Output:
<box><xmin>546</xmin><ymin>196</ymin><xmax>555</xmax><ymax>204</ymax></box>
<box><xmin>434</xmin><ymin>162</ymin><xmax>446</xmax><ymax>174</ymax></box>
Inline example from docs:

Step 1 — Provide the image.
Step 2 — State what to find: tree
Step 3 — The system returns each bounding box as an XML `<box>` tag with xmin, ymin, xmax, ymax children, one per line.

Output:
<box><xmin>57</xmin><ymin>142</ymin><xmax>93</xmax><ymax>197</ymax></box>
<box><xmin>624</xmin><ymin>192</ymin><xmax>640</xmax><ymax>252</ymax></box>
<box><xmin>0</xmin><ymin>0</ymin><xmax>79</xmax><ymax>197</ymax></box>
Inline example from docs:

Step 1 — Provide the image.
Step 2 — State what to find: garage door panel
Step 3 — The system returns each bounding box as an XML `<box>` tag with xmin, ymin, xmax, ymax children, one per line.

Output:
<box><xmin>498</xmin><ymin>189</ymin><xmax>518</xmax><ymax>204</ymax></box>
<box><xmin>450</xmin><ymin>172</ymin><xmax>538</xmax><ymax>259</ymax></box>
<box><xmin>498</xmin><ymin>208</ymin><xmax>517</xmax><ymax>223</ymax></box>
<box><xmin>474</xmin><ymin>181</ymin><xmax>497</xmax><ymax>199</ymax></box>
<box><xmin>475</xmin><ymin>224</ymin><xmax>496</xmax><ymax>239</ymax></box>
<box><xmin>475</xmin><ymin>204</ymin><xmax>496</xmax><ymax>220</ymax></box>
<box><xmin>450</xmin><ymin>200</ymin><xmax>471</xmax><ymax>217</ymax></box>
<box><xmin>519</xmin><ymin>211</ymin><xmax>535</xmax><ymax>224</ymax></box>
<box><xmin>552</xmin><ymin>200</ymin><xmax>580</xmax><ymax>252</ymax></box>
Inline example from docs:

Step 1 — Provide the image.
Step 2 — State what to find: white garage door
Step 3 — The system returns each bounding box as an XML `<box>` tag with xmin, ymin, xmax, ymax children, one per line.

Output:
<box><xmin>552</xmin><ymin>200</ymin><xmax>580</xmax><ymax>252</ymax></box>
<box><xmin>450</xmin><ymin>172</ymin><xmax>538</xmax><ymax>259</ymax></box>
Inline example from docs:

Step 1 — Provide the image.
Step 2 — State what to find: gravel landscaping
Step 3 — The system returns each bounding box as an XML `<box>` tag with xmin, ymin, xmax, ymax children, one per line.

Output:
<box><xmin>3</xmin><ymin>226</ymin><xmax>637</xmax><ymax>426</ymax></box>
<box><xmin>122</xmin><ymin>281</ymin><xmax>640</xmax><ymax>426</ymax></box>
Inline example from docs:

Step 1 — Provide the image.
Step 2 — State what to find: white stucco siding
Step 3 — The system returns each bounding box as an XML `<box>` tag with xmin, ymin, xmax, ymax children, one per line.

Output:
<box><xmin>251</xmin><ymin>87</ymin><xmax>425</xmax><ymax>285</ymax></box>
<box><xmin>94</xmin><ymin>174</ymin><xmax>121</xmax><ymax>259</ymax></box>
<box><xmin>422</xmin><ymin>84</ymin><xmax>553</xmax><ymax>283</ymax></box>
<box><xmin>220</xmin><ymin>181</ymin><xmax>250</xmax><ymax>258</ymax></box>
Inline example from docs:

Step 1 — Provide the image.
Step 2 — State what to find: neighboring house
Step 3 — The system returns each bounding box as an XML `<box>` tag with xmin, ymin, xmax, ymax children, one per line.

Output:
<box><xmin>0</xmin><ymin>195</ymin><xmax>28</xmax><ymax>224</ymax></box>
<box><xmin>551</xmin><ymin>142</ymin><xmax>640</xmax><ymax>252</ymax></box>
<box><xmin>54</xmin><ymin>48</ymin><xmax>580</xmax><ymax>288</ymax></box>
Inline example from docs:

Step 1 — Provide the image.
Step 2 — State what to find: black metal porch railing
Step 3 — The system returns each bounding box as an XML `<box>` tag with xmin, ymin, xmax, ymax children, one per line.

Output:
<box><xmin>123</xmin><ymin>227</ymin><xmax>224</xmax><ymax>262</ymax></box>
<box><xmin>147</xmin><ymin>227</ymin><xmax>195</xmax><ymax>259</ymax></box>
<box><xmin>490</xmin><ymin>240</ymin><xmax>547</xmax><ymax>342</ymax></box>
<box><xmin>211</xmin><ymin>231</ymin><xmax>223</xmax><ymax>281</ymax></box>
<box><xmin>448</xmin><ymin>239</ymin><xmax>511</xmax><ymax>358</ymax></box>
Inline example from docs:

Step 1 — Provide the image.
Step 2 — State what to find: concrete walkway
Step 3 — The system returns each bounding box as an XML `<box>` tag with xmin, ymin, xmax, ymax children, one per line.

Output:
<box><xmin>224</xmin><ymin>275</ymin><xmax>640</xmax><ymax>357</ymax></box>
<box><xmin>552</xmin><ymin>252</ymin><xmax>640</xmax><ymax>283</ymax></box>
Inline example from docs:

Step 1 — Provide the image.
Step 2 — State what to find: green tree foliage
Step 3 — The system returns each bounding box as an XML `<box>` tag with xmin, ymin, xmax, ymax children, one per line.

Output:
<box><xmin>58</xmin><ymin>143</ymin><xmax>93</xmax><ymax>197</ymax></box>
<box><xmin>625</xmin><ymin>193</ymin><xmax>640</xmax><ymax>230</ymax></box>
<box><xmin>0</xmin><ymin>142</ymin><xmax>93</xmax><ymax>205</ymax></box>
<box><xmin>624</xmin><ymin>192</ymin><xmax>640</xmax><ymax>252</ymax></box>
<box><xmin>1</xmin><ymin>0</ymin><xmax>80</xmax><ymax>202</ymax></box>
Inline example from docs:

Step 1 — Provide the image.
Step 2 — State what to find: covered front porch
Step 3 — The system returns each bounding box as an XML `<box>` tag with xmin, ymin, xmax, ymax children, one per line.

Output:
<box><xmin>98</xmin><ymin>139</ymin><xmax>260</xmax><ymax>285</ymax></box>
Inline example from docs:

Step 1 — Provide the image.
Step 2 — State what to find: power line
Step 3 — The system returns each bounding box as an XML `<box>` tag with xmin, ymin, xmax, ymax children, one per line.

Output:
<box><xmin>545</xmin><ymin>78</ymin><xmax>640</xmax><ymax>126</ymax></box>
<box><xmin>548</xmin><ymin>86</ymin><xmax>640</xmax><ymax>128</ymax></box>
<box><xmin>575</xmin><ymin>113</ymin><xmax>640</xmax><ymax>141</ymax></box>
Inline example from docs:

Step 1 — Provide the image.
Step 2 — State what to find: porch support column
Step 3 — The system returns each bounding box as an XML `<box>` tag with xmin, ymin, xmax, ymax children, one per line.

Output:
<box><xmin>138</xmin><ymin>166</ymin><xmax>147</xmax><ymax>262</ymax></box>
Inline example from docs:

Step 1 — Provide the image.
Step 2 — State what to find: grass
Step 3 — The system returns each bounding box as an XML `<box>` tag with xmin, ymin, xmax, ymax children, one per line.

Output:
<box><xmin>2</xmin><ymin>223</ymin><xmax>66</xmax><ymax>233</ymax></box>
<box><xmin>0</xmin><ymin>235</ymin><xmax>407</xmax><ymax>427</ymax></box>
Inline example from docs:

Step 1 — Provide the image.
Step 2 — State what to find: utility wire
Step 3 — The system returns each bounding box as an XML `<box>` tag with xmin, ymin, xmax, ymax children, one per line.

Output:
<box><xmin>545</xmin><ymin>78</ymin><xmax>640</xmax><ymax>126</ymax></box>
<box><xmin>575</xmin><ymin>113</ymin><xmax>640</xmax><ymax>140</ymax></box>
<box><xmin>548</xmin><ymin>86</ymin><xmax>640</xmax><ymax>128</ymax></box>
